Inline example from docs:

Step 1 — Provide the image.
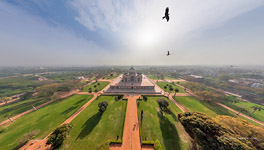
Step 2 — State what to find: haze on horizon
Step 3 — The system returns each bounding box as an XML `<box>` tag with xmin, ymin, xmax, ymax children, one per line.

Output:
<box><xmin>0</xmin><ymin>0</ymin><xmax>264</xmax><ymax>67</ymax></box>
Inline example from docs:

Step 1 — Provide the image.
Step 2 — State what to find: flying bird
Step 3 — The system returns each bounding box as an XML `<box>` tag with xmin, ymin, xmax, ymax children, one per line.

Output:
<box><xmin>162</xmin><ymin>7</ymin><xmax>170</xmax><ymax>22</ymax></box>
<box><xmin>166</xmin><ymin>51</ymin><xmax>173</xmax><ymax>56</ymax></box>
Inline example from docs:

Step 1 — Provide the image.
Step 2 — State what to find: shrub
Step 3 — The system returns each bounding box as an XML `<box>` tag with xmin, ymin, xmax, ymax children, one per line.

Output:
<box><xmin>98</xmin><ymin>101</ymin><xmax>108</xmax><ymax>112</ymax></box>
<box><xmin>154</xmin><ymin>139</ymin><xmax>162</xmax><ymax>150</ymax></box>
<box><xmin>46</xmin><ymin>123</ymin><xmax>73</xmax><ymax>148</ymax></box>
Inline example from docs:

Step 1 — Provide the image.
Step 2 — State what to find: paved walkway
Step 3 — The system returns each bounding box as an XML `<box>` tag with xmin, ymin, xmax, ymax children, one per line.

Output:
<box><xmin>121</xmin><ymin>95</ymin><xmax>141</xmax><ymax>150</ymax></box>
<box><xmin>110</xmin><ymin>95</ymin><xmax>142</xmax><ymax>150</ymax></box>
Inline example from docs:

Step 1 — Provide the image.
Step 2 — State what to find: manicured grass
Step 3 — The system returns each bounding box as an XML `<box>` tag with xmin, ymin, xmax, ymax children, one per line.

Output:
<box><xmin>164</xmin><ymin>75</ymin><xmax>178</xmax><ymax>80</ymax></box>
<box><xmin>173</xmin><ymin>96</ymin><xmax>263</xmax><ymax>127</ymax></box>
<box><xmin>173</xmin><ymin>96</ymin><xmax>236</xmax><ymax>117</ymax></box>
<box><xmin>221</xmin><ymin>100</ymin><xmax>264</xmax><ymax>122</ymax></box>
<box><xmin>103</xmin><ymin>73</ymin><xmax>119</xmax><ymax>80</ymax></box>
<box><xmin>0</xmin><ymin>94</ymin><xmax>93</xmax><ymax>150</ymax></box>
<box><xmin>62</xmin><ymin>96</ymin><xmax>127</xmax><ymax>150</ymax></box>
<box><xmin>146</xmin><ymin>74</ymin><xmax>159</xmax><ymax>80</ymax></box>
<box><xmin>0</xmin><ymin>97</ymin><xmax>50</xmax><ymax>122</ymax></box>
<box><xmin>83</xmin><ymin>81</ymin><xmax>109</xmax><ymax>92</ymax></box>
<box><xmin>156</xmin><ymin>81</ymin><xmax>185</xmax><ymax>93</ymax></box>
<box><xmin>138</xmin><ymin>96</ymin><xmax>191</xmax><ymax>150</ymax></box>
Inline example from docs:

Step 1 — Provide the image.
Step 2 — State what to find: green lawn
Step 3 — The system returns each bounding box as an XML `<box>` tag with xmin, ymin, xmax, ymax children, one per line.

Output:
<box><xmin>103</xmin><ymin>73</ymin><xmax>119</xmax><ymax>80</ymax></box>
<box><xmin>0</xmin><ymin>94</ymin><xmax>93</xmax><ymax>150</ymax></box>
<box><xmin>146</xmin><ymin>75</ymin><xmax>177</xmax><ymax>80</ymax></box>
<box><xmin>0</xmin><ymin>97</ymin><xmax>51</xmax><ymax>122</ymax></box>
<box><xmin>146</xmin><ymin>74</ymin><xmax>159</xmax><ymax>80</ymax></box>
<box><xmin>0</xmin><ymin>76</ymin><xmax>45</xmax><ymax>97</ymax></box>
<box><xmin>62</xmin><ymin>96</ymin><xmax>127</xmax><ymax>150</ymax></box>
<box><xmin>138</xmin><ymin>96</ymin><xmax>191</xmax><ymax>150</ymax></box>
<box><xmin>221</xmin><ymin>100</ymin><xmax>264</xmax><ymax>122</ymax></box>
<box><xmin>82</xmin><ymin>81</ymin><xmax>109</xmax><ymax>92</ymax></box>
<box><xmin>164</xmin><ymin>75</ymin><xmax>177</xmax><ymax>80</ymax></box>
<box><xmin>156</xmin><ymin>81</ymin><xmax>185</xmax><ymax>93</ymax></box>
<box><xmin>173</xmin><ymin>96</ymin><xmax>263</xmax><ymax>127</ymax></box>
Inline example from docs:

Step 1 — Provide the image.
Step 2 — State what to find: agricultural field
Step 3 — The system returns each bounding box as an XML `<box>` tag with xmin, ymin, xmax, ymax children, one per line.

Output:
<box><xmin>138</xmin><ymin>96</ymin><xmax>191</xmax><ymax>150</ymax></box>
<box><xmin>62</xmin><ymin>96</ymin><xmax>127</xmax><ymax>150</ymax></box>
<box><xmin>82</xmin><ymin>81</ymin><xmax>109</xmax><ymax>92</ymax></box>
<box><xmin>0</xmin><ymin>94</ymin><xmax>93</xmax><ymax>150</ymax></box>
<box><xmin>0</xmin><ymin>97</ymin><xmax>50</xmax><ymax>122</ymax></box>
<box><xmin>156</xmin><ymin>81</ymin><xmax>185</xmax><ymax>93</ymax></box>
<box><xmin>221</xmin><ymin>98</ymin><xmax>264</xmax><ymax>122</ymax></box>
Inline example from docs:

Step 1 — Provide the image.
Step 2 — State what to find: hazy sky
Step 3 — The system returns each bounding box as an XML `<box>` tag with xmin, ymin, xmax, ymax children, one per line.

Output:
<box><xmin>0</xmin><ymin>0</ymin><xmax>264</xmax><ymax>66</ymax></box>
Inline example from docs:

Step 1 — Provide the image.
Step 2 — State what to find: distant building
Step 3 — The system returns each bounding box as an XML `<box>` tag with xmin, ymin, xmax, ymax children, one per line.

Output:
<box><xmin>251</xmin><ymin>83</ymin><xmax>264</xmax><ymax>88</ymax></box>
<box><xmin>76</xmin><ymin>76</ymin><xmax>85</xmax><ymax>80</ymax></box>
<box><xmin>37</xmin><ymin>77</ymin><xmax>47</xmax><ymax>81</ymax></box>
<box><xmin>188</xmin><ymin>75</ymin><xmax>204</xmax><ymax>82</ymax></box>
<box><xmin>104</xmin><ymin>66</ymin><xmax>162</xmax><ymax>94</ymax></box>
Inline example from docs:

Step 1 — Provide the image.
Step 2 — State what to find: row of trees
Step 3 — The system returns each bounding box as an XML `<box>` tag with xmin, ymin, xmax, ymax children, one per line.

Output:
<box><xmin>163</xmin><ymin>84</ymin><xmax>179</xmax><ymax>96</ymax></box>
<box><xmin>36</xmin><ymin>80</ymin><xmax>82</xmax><ymax>99</ymax></box>
<box><xmin>183</xmin><ymin>82</ymin><xmax>225</xmax><ymax>102</ymax></box>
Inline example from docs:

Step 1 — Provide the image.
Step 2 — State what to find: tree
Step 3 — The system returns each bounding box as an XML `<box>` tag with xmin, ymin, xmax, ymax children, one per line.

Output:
<box><xmin>157</xmin><ymin>98</ymin><xmax>169</xmax><ymax>111</ymax></box>
<box><xmin>94</xmin><ymin>89</ymin><xmax>98</xmax><ymax>93</ymax></box>
<box><xmin>143</xmin><ymin>96</ymin><xmax>148</xmax><ymax>101</ymax></box>
<box><xmin>237</xmin><ymin>108</ymin><xmax>248</xmax><ymax>115</ymax></box>
<box><xmin>169</xmin><ymin>87</ymin><xmax>174</xmax><ymax>93</ymax></box>
<box><xmin>97</xmin><ymin>82</ymin><xmax>100</xmax><ymax>86</ymax></box>
<box><xmin>46</xmin><ymin>123</ymin><xmax>73</xmax><ymax>148</ymax></box>
<box><xmin>98</xmin><ymin>101</ymin><xmax>108</xmax><ymax>112</ymax></box>
<box><xmin>174</xmin><ymin>88</ymin><xmax>179</xmax><ymax>96</ymax></box>
<box><xmin>250</xmin><ymin>106</ymin><xmax>264</xmax><ymax>115</ymax></box>
<box><xmin>94</xmin><ymin>85</ymin><xmax>97</xmax><ymax>88</ymax></box>
<box><xmin>164</xmin><ymin>86</ymin><xmax>167</xmax><ymax>89</ymax></box>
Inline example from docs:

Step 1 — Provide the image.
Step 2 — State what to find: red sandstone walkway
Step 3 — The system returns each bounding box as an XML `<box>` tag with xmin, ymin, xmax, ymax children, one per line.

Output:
<box><xmin>122</xmin><ymin>95</ymin><xmax>141</xmax><ymax>150</ymax></box>
<box><xmin>118</xmin><ymin>95</ymin><xmax>141</xmax><ymax>150</ymax></box>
